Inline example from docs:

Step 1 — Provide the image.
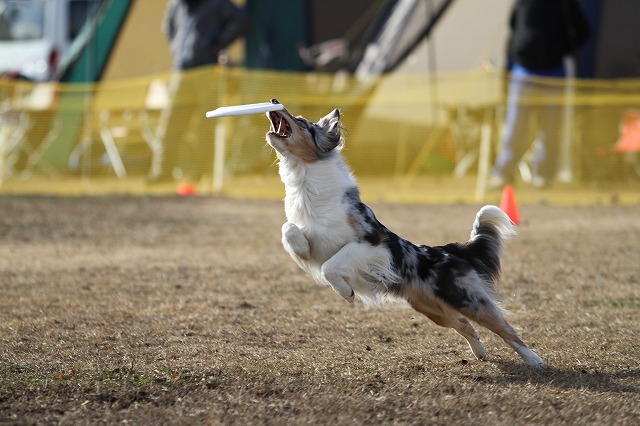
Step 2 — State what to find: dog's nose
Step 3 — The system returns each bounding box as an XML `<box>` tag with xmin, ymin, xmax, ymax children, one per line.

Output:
<box><xmin>270</xmin><ymin>98</ymin><xmax>280</xmax><ymax>104</ymax></box>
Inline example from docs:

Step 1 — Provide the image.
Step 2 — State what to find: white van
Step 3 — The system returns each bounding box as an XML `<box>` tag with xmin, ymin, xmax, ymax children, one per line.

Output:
<box><xmin>0</xmin><ymin>0</ymin><xmax>90</xmax><ymax>81</ymax></box>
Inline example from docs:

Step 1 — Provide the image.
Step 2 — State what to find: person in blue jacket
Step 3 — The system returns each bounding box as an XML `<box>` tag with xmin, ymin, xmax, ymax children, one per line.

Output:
<box><xmin>491</xmin><ymin>0</ymin><xmax>589</xmax><ymax>189</ymax></box>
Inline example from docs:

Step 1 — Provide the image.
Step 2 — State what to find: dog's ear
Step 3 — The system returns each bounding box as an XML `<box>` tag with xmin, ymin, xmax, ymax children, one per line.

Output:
<box><xmin>314</xmin><ymin>108</ymin><xmax>343</xmax><ymax>154</ymax></box>
<box><xmin>317</xmin><ymin>108</ymin><xmax>340</xmax><ymax>128</ymax></box>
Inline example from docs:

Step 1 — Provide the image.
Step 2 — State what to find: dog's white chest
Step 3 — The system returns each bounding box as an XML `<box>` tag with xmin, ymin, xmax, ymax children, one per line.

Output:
<box><xmin>284</xmin><ymin>196</ymin><xmax>354</xmax><ymax>264</ymax></box>
<box><xmin>280</xmin><ymin>155</ymin><xmax>359</xmax><ymax>264</ymax></box>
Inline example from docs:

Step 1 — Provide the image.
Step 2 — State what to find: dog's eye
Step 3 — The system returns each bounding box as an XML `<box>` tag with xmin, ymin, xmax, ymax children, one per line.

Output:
<box><xmin>292</xmin><ymin>117</ymin><xmax>317</xmax><ymax>139</ymax></box>
<box><xmin>294</xmin><ymin>118</ymin><xmax>316</xmax><ymax>135</ymax></box>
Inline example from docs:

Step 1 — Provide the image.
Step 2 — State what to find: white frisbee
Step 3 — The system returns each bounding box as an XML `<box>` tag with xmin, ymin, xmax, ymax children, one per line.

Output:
<box><xmin>205</xmin><ymin>101</ymin><xmax>285</xmax><ymax>118</ymax></box>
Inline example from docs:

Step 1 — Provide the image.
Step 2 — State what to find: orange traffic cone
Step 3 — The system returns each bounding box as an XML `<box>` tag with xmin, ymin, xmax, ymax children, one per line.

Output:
<box><xmin>499</xmin><ymin>185</ymin><xmax>520</xmax><ymax>225</ymax></box>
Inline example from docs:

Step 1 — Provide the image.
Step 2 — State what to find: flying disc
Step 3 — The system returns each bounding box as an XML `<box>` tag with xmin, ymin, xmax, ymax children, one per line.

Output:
<box><xmin>205</xmin><ymin>101</ymin><xmax>285</xmax><ymax>118</ymax></box>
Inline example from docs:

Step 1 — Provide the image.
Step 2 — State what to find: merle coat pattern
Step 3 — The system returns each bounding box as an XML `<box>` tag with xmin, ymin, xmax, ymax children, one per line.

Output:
<box><xmin>265</xmin><ymin>100</ymin><xmax>544</xmax><ymax>367</ymax></box>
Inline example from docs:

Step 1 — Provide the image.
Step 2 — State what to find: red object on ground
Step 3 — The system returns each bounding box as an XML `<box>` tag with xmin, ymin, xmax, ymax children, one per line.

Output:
<box><xmin>499</xmin><ymin>185</ymin><xmax>520</xmax><ymax>225</ymax></box>
<box><xmin>176</xmin><ymin>183</ymin><xmax>197</xmax><ymax>196</ymax></box>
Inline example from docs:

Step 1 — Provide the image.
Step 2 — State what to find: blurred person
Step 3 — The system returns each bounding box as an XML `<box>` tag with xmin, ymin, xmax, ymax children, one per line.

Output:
<box><xmin>152</xmin><ymin>0</ymin><xmax>250</xmax><ymax>182</ymax></box>
<box><xmin>491</xmin><ymin>0</ymin><xmax>589</xmax><ymax>189</ymax></box>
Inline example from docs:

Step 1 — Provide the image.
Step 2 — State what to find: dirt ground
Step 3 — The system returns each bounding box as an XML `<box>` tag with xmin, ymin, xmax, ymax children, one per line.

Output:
<box><xmin>1</xmin><ymin>195</ymin><xmax>639</xmax><ymax>425</ymax></box>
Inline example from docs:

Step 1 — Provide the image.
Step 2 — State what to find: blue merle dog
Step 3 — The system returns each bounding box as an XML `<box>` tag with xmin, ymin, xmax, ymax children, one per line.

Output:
<box><xmin>265</xmin><ymin>100</ymin><xmax>544</xmax><ymax>367</ymax></box>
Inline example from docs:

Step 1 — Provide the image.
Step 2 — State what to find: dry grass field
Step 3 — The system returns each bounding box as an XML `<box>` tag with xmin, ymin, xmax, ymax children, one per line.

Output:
<box><xmin>1</xmin><ymin>196</ymin><xmax>639</xmax><ymax>425</ymax></box>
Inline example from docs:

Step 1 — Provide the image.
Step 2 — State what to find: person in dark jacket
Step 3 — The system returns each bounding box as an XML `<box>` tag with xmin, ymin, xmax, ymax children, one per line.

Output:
<box><xmin>491</xmin><ymin>0</ymin><xmax>589</xmax><ymax>189</ymax></box>
<box><xmin>165</xmin><ymin>0</ymin><xmax>251</xmax><ymax>71</ymax></box>
<box><xmin>152</xmin><ymin>0</ymin><xmax>250</xmax><ymax>182</ymax></box>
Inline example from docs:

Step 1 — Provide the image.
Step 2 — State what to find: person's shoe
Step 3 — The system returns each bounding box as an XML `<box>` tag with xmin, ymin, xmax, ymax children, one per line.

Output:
<box><xmin>488</xmin><ymin>175</ymin><xmax>511</xmax><ymax>190</ymax></box>
<box><xmin>532</xmin><ymin>176</ymin><xmax>550</xmax><ymax>189</ymax></box>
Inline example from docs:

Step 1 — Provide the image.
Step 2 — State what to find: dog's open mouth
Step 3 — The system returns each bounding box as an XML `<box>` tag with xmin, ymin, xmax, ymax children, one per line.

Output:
<box><xmin>268</xmin><ymin>111</ymin><xmax>292</xmax><ymax>138</ymax></box>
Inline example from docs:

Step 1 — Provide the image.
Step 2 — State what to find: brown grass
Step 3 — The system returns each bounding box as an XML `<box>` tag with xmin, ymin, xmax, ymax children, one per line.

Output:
<box><xmin>1</xmin><ymin>196</ymin><xmax>639</xmax><ymax>425</ymax></box>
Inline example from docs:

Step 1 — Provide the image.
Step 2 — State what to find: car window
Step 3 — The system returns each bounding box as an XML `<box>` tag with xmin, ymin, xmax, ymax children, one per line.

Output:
<box><xmin>0</xmin><ymin>0</ymin><xmax>45</xmax><ymax>41</ymax></box>
<box><xmin>69</xmin><ymin>0</ymin><xmax>90</xmax><ymax>40</ymax></box>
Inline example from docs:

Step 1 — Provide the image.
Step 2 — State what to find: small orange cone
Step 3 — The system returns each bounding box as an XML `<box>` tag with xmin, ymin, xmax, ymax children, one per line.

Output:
<box><xmin>176</xmin><ymin>182</ymin><xmax>197</xmax><ymax>196</ymax></box>
<box><xmin>499</xmin><ymin>185</ymin><xmax>520</xmax><ymax>225</ymax></box>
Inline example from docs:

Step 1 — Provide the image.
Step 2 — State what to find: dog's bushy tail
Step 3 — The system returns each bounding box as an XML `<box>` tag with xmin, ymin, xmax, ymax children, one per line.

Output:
<box><xmin>466</xmin><ymin>205</ymin><xmax>517</xmax><ymax>287</ymax></box>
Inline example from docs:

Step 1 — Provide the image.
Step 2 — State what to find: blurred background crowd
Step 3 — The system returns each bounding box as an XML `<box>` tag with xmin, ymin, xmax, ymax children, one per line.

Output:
<box><xmin>1</xmin><ymin>0</ymin><xmax>639</xmax><ymax>203</ymax></box>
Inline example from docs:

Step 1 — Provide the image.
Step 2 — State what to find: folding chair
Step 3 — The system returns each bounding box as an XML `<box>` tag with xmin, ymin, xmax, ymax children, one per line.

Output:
<box><xmin>72</xmin><ymin>79</ymin><xmax>168</xmax><ymax>179</ymax></box>
<box><xmin>17</xmin><ymin>83</ymin><xmax>61</xmax><ymax>178</ymax></box>
<box><xmin>139</xmin><ymin>79</ymin><xmax>169</xmax><ymax>179</ymax></box>
<box><xmin>0</xmin><ymin>82</ymin><xmax>59</xmax><ymax>184</ymax></box>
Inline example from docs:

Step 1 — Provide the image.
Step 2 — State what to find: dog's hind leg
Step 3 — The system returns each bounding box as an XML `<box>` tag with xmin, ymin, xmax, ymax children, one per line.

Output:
<box><xmin>462</xmin><ymin>302</ymin><xmax>544</xmax><ymax>367</ymax></box>
<box><xmin>409</xmin><ymin>299</ymin><xmax>488</xmax><ymax>361</ymax></box>
<box><xmin>451</xmin><ymin>317</ymin><xmax>488</xmax><ymax>361</ymax></box>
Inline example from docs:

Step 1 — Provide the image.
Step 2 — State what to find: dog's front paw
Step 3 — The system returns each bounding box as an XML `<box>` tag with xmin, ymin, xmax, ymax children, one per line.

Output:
<box><xmin>281</xmin><ymin>222</ymin><xmax>310</xmax><ymax>260</ymax></box>
<box><xmin>330</xmin><ymin>283</ymin><xmax>355</xmax><ymax>304</ymax></box>
<box><xmin>322</xmin><ymin>267</ymin><xmax>355</xmax><ymax>304</ymax></box>
<box><xmin>342</xmin><ymin>288</ymin><xmax>355</xmax><ymax>304</ymax></box>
